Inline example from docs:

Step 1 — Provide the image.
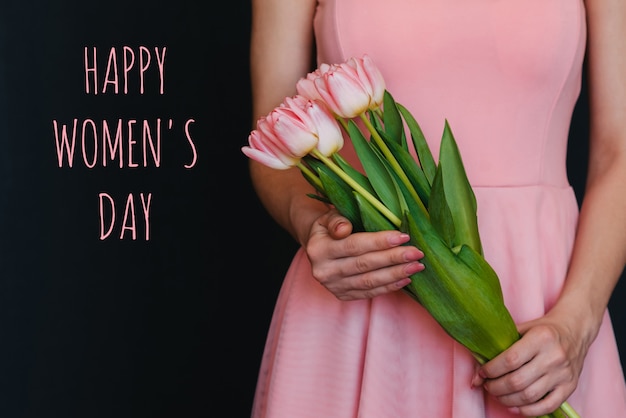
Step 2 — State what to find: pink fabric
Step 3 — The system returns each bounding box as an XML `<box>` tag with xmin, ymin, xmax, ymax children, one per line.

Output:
<box><xmin>252</xmin><ymin>0</ymin><xmax>626</xmax><ymax>416</ymax></box>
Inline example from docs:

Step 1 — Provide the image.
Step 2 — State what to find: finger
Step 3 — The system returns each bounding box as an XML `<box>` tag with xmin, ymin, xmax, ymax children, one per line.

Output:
<box><xmin>512</xmin><ymin>386</ymin><xmax>570</xmax><ymax>417</ymax></box>
<box><xmin>307</xmin><ymin>229</ymin><xmax>422</xmax><ymax>269</ymax></box>
<box><xmin>479</xmin><ymin>339</ymin><xmax>536</xmax><ymax>382</ymax></box>
<box><xmin>327</xmin><ymin>261</ymin><xmax>424</xmax><ymax>301</ymax></box>
<box><xmin>324</xmin><ymin>210</ymin><xmax>353</xmax><ymax>239</ymax></box>
<box><xmin>314</xmin><ymin>239</ymin><xmax>424</xmax><ymax>281</ymax></box>
<box><xmin>471</xmin><ymin>363</ymin><xmax>484</xmax><ymax>388</ymax></box>
<box><xmin>496</xmin><ymin>362</ymin><xmax>575</xmax><ymax>408</ymax></box>
<box><xmin>515</xmin><ymin>319</ymin><xmax>536</xmax><ymax>336</ymax></box>
<box><xmin>338</xmin><ymin>230</ymin><xmax>421</xmax><ymax>258</ymax></box>
<box><xmin>488</xmin><ymin>372</ymin><xmax>551</xmax><ymax>407</ymax></box>
<box><xmin>334</xmin><ymin>277</ymin><xmax>413</xmax><ymax>301</ymax></box>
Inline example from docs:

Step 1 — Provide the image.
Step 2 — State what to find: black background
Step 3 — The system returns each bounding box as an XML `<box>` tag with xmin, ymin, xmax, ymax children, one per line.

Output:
<box><xmin>0</xmin><ymin>1</ymin><xmax>623</xmax><ymax>417</ymax></box>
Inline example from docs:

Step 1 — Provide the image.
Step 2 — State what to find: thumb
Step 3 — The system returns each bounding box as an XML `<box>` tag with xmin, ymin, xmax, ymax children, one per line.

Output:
<box><xmin>325</xmin><ymin>209</ymin><xmax>353</xmax><ymax>239</ymax></box>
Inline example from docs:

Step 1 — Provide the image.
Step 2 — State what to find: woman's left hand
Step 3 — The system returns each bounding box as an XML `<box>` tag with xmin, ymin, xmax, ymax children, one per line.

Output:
<box><xmin>471</xmin><ymin>309</ymin><xmax>594</xmax><ymax>416</ymax></box>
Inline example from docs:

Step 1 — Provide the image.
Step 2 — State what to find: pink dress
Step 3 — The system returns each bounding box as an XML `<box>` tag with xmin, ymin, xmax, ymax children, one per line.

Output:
<box><xmin>252</xmin><ymin>0</ymin><xmax>626</xmax><ymax>416</ymax></box>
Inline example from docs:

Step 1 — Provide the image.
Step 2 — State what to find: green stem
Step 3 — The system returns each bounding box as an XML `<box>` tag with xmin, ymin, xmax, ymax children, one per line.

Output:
<box><xmin>536</xmin><ymin>402</ymin><xmax>578</xmax><ymax>418</ymax></box>
<box><xmin>296</xmin><ymin>161</ymin><xmax>323</xmax><ymax>190</ymax></box>
<box><xmin>557</xmin><ymin>401</ymin><xmax>581</xmax><ymax>418</ymax></box>
<box><xmin>359</xmin><ymin>113</ymin><xmax>427</xmax><ymax>216</ymax></box>
<box><xmin>310</xmin><ymin>149</ymin><xmax>402</xmax><ymax>226</ymax></box>
<box><xmin>337</xmin><ymin>117</ymin><xmax>349</xmax><ymax>131</ymax></box>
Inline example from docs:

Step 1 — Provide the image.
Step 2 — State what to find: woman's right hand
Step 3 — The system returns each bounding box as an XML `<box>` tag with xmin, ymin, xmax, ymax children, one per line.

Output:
<box><xmin>304</xmin><ymin>209</ymin><xmax>425</xmax><ymax>301</ymax></box>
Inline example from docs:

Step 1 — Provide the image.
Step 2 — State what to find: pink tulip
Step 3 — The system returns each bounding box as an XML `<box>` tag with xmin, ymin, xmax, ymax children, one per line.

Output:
<box><xmin>286</xmin><ymin>96</ymin><xmax>344</xmax><ymax>156</ymax></box>
<box><xmin>242</xmin><ymin>95</ymin><xmax>344</xmax><ymax>170</ymax></box>
<box><xmin>265</xmin><ymin>105</ymin><xmax>320</xmax><ymax>156</ymax></box>
<box><xmin>296</xmin><ymin>55</ymin><xmax>386</xmax><ymax>119</ymax></box>
<box><xmin>347</xmin><ymin>55</ymin><xmax>386</xmax><ymax>110</ymax></box>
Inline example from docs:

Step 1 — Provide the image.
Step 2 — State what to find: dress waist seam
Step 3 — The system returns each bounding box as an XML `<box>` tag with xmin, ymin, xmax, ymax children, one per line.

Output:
<box><xmin>471</xmin><ymin>183</ymin><xmax>573</xmax><ymax>191</ymax></box>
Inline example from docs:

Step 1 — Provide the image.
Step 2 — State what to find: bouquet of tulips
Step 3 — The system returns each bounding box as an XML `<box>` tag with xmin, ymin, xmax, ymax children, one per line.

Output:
<box><xmin>242</xmin><ymin>55</ymin><xmax>580</xmax><ymax>418</ymax></box>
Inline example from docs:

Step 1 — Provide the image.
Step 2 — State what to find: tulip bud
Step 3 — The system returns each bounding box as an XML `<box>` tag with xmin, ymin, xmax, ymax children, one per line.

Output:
<box><xmin>265</xmin><ymin>104</ymin><xmax>320</xmax><ymax>157</ymax></box>
<box><xmin>355</xmin><ymin>54</ymin><xmax>386</xmax><ymax>110</ymax></box>
<box><xmin>296</xmin><ymin>55</ymin><xmax>387</xmax><ymax>118</ymax></box>
<box><xmin>300</xmin><ymin>98</ymin><xmax>344</xmax><ymax>156</ymax></box>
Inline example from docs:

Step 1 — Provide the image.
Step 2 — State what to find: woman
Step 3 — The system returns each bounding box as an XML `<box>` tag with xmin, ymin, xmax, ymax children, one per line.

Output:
<box><xmin>247</xmin><ymin>0</ymin><xmax>626</xmax><ymax>416</ymax></box>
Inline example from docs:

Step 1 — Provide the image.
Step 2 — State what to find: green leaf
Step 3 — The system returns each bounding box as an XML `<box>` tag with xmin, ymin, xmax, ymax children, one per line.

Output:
<box><xmin>391</xmin><ymin>170</ymin><xmax>518</xmax><ymax>361</ymax></box>
<box><xmin>355</xmin><ymin>193</ymin><xmax>396</xmax><ymax>232</ymax></box>
<box><xmin>300</xmin><ymin>156</ymin><xmax>325</xmax><ymax>195</ymax></box>
<box><xmin>455</xmin><ymin>244</ymin><xmax>505</xmax><ymax>303</ymax></box>
<box><xmin>382</xmin><ymin>90</ymin><xmax>404</xmax><ymax>146</ymax></box>
<box><xmin>315</xmin><ymin>164</ymin><xmax>365</xmax><ymax>231</ymax></box>
<box><xmin>368</xmin><ymin>108</ymin><xmax>385</xmax><ymax>134</ymax></box>
<box><xmin>346</xmin><ymin>119</ymin><xmax>401</xmax><ymax>217</ymax></box>
<box><xmin>428</xmin><ymin>166</ymin><xmax>455</xmax><ymax>248</ymax></box>
<box><xmin>383</xmin><ymin>139</ymin><xmax>432</xmax><ymax>207</ymax></box>
<box><xmin>455</xmin><ymin>243</ymin><xmax>520</xmax><ymax>352</ymax></box>
<box><xmin>306</xmin><ymin>193</ymin><xmax>331</xmax><ymax>204</ymax></box>
<box><xmin>438</xmin><ymin>120</ymin><xmax>482</xmax><ymax>254</ymax></box>
<box><xmin>332</xmin><ymin>153</ymin><xmax>376</xmax><ymax>196</ymax></box>
<box><xmin>401</xmin><ymin>212</ymin><xmax>518</xmax><ymax>360</ymax></box>
<box><xmin>397</xmin><ymin>103</ymin><xmax>437</xmax><ymax>184</ymax></box>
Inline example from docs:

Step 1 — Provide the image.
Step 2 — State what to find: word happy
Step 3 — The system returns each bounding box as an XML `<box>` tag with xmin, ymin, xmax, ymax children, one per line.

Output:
<box><xmin>83</xmin><ymin>46</ymin><xmax>166</xmax><ymax>94</ymax></box>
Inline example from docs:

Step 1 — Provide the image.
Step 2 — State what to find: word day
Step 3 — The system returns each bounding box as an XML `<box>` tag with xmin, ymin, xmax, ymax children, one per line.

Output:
<box><xmin>99</xmin><ymin>192</ymin><xmax>152</xmax><ymax>241</ymax></box>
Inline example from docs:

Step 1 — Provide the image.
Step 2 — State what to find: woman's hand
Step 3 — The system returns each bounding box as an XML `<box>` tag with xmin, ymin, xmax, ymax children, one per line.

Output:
<box><xmin>304</xmin><ymin>209</ymin><xmax>425</xmax><ymax>301</ymax></box>
<box><xmin>472</xmin><ymin>308</ymin><xmax>594</xmax><ymax>416</ymax></box>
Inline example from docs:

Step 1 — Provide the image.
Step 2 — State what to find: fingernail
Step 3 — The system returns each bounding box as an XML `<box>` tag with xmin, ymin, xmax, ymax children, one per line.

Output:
<box><xmin>403</xmin><ymin>248</ymin><xmax>424</xmax><ymax>262</ymax></box>
<box><xmin>507</xmin><ymin>407</ymin><xmax>520</xmax><ymax>415</ymax></box>
<box><xmin>394</xmin><ymin>278</ymin><xmax>412</xmax><ymax>288</ymax></box>
<box><xmin>389</xmin><ymin>233</ymin><xmax>410</xmax><ymax>245</ymax></box>
<box><xmin>404</xmin><ymin>262</ymin><xmax>424</xmax><ymax>275</ymax></box>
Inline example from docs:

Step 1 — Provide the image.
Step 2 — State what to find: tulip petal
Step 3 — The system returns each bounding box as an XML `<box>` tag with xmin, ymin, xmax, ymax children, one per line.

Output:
<box><xmin>241</xmin><ymin>145</ymin><xmax>294</xmax><ymax>170</ymax></box>
<box><xmin>361</xmin><ymin>54</ymin><xmax>386</xmax><ymax>108</ymax></box>
<box><xmin>295</xmin><ymin>74</ymin><xmax>323</xmax><ymax>101</ymax></box>
<box><xmin>306</xmin><ymin>100</ymin><xmax>344</xmax><ymax>156</ymax></box>
<box><xmin>316</xmin><ymin>72</ymin><xmax>371</xmax><ymax>118</ymax></box>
